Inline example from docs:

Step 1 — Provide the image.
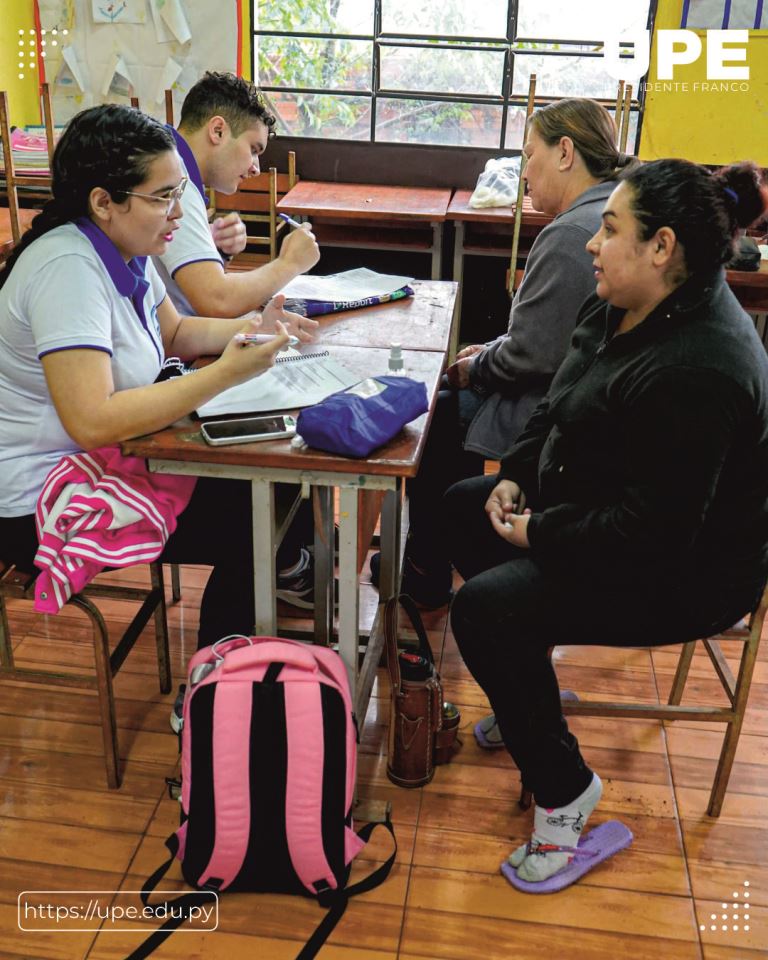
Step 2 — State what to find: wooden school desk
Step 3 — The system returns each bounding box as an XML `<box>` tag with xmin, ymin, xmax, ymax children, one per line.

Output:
<box><xmin>122</xmin><ymin>346</ymin><xmax>445</xmax><ymax>747</ymax></box>
<box><xmin>122</xmin><ymin>286</ymin><xmax>457</xmax><ymax>779</ymax></box>
<box><xmin>277</xmin><ymin>181</ymin><xmax>452</xmax><ymax>280</ymax></box>
<box><xmin>727</xmin><ymin>259</ymin><xmax>768</xmax><ymax>316</ymax></box>
<box><xmin>447</xmin><ymin>190</ymin><xmax>553</xmax><ymax>323</ymax></box>
<box><xmin>311</xmin><ymin>278</ymin><xmax>459</xmax><ymax>357</ymax></box>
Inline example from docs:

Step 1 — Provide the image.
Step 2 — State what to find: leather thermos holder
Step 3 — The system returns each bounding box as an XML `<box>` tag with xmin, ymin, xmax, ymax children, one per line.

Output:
<box><xmin>384</xmin><ymin>595</ymin><xmax>460</xmax><ymax>788</ymax></box>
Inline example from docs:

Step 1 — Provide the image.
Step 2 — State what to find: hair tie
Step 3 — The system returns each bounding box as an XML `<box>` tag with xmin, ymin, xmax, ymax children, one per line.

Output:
<box><xmin>723</xmin><ymin>186</ymin><xmax>739</xmax><ymax>205</ymax></box>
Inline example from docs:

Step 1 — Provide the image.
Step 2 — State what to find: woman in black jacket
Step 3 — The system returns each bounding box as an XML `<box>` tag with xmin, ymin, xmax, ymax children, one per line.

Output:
<box><xmin>446</xmin><ymin>159</ymin><xmax>768</xmax><ymax>889</ymax></box>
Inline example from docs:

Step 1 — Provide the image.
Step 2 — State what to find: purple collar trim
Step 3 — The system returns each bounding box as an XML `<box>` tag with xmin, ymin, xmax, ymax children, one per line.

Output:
<box><xmin>168</xmin><ymin>126</ymin><xmax>208</xmax><ymax>206</ymax></box>
<box><xmin>75</xmin><ymin>218</ymin><xmax>148</xmax><ymax>298</ymax></box>
<box><xmin>76</xmin><ymin>218</ymin><xmax>161</xmax><ymax>363</ymax></box>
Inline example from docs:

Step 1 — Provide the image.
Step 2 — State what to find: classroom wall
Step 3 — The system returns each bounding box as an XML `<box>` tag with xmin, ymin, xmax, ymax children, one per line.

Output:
<box><xmin>641</xmin><ymin>0</ymin><xmax>768</xmax><ymax>164</ymax></box>
<box><xmin>0</xmin><ymin>0</ymin><xmax>40</xmax><ymax>127</ymax></box>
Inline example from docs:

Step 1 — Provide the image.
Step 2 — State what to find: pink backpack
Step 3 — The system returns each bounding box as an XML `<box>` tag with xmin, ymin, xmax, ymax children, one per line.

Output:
<box><xmin>127</xmin><ymin>635</ymin><xmax>396</xmax><ymax>960</ymax></box>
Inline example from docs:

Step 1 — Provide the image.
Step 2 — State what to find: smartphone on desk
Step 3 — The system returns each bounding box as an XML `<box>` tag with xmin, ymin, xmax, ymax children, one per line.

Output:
<box><xmin>201</xmin><ymin>415</ymin><xmax>297</xmax><ymax>446</ymax></box>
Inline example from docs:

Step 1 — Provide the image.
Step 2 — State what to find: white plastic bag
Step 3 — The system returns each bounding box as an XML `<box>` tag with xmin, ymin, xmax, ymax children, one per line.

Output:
<box><xmin>469</xmin><ymin>156</ymin><xmax>522</xmax><ymax>208</ymax></box>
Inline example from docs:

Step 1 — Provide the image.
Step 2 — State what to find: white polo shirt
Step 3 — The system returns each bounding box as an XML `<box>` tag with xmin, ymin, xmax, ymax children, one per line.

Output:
<box><xmin>153</xmin><ymin>128</ymin><xmax>225</xmax><ymax>317</ymax></box>
<box><xmin>0</xmin><ymin>219</ymin><xmax>167</xmax><ymax>516</ymax></box>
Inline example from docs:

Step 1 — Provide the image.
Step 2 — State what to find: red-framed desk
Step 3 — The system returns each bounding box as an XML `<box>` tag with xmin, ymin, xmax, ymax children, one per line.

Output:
<box><xmin>277</xmin><ymin>181</ymin><xmax>452</xmax><ymax>281</ymax></box>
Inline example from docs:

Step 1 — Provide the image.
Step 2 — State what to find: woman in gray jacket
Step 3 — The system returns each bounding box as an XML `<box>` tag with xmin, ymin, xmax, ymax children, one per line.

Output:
<box><xmin>370</xmin><ymin>98</ymin><xmax>635</xmax><ymax>607</ymax></box>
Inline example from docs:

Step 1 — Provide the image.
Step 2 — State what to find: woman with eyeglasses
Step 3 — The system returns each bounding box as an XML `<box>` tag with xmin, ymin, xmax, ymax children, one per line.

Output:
<box><xmin>0</xmin><ymin>104</ymin><xmax>294</xmax><ymax>651</ymax></box>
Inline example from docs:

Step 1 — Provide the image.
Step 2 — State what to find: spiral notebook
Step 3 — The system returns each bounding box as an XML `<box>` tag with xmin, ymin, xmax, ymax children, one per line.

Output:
<box><xmin>195</xmin><ymin>348</ymin><xmax>360</xmax><ymax>418</ymax></box>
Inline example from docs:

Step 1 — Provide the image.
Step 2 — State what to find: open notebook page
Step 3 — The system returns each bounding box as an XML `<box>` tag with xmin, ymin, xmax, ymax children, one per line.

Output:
<box><xmin>196</xmin><ymin>349</ymin><xmax>360</xmax><ymax>418</ymax></box>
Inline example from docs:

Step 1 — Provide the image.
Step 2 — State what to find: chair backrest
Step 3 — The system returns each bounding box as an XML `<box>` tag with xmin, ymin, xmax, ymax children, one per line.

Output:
<box><xmin>0</xmin><ymin>90</ymin><xmax>24</xmax><ymax>247</ymax></box>
<box><xmin>211</xmin><ymin>151</ymin><xmax>297</xmax><ymax>261</ymax></box>
<box><xmin>130</xmin><ymin>91</ymin><xmax>174</xmax><ymax>125</ymax></box>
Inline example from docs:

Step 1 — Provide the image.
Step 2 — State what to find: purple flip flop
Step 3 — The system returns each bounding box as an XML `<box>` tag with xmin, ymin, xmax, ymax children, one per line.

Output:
<box><xmin>474</xmin><ymin>691</ymin><xmax>580</xmax><ymax>751</ymax></box>
<box><xmin>500</xmin><ymin>820</ymin><xmax>633</xmax><ymax>893</ymax></box>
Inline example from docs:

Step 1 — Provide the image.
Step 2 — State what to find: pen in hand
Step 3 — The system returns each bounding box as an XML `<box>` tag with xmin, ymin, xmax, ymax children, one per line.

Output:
<box><xmin>234</xmin><ymin>332</ymin><xmax>300</xmax><ymax>347</ymax></box>
<box><xmin>278</xmin><ymin>212</ymin><xmax>305</xmax><ymax>230</ymax></box>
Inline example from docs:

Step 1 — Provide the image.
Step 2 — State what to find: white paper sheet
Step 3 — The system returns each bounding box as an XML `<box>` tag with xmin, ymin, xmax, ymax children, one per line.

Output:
<box><xmin>59</xmin><ymin>45</ymin><xmax>87</xmax><ymax>92</ymax></box>
<box><xmin>92</xmin><ymin>0</ymin><xmax>146</xmax><ymax>24</ymax></box>
<box><xmin>280</xmin><ymin>268</ymin><xmax>414</xmax><ymax>303</ymax></box>
<box><xmin>148</xmin><ymin>0</ymin><xmax>171</xmax><ymax>42</ymax></box>
<box><xmin>101</xmin><ymin>53</ymin><xmax>135</xmax><ymax>97</ymax></box>
<box><xmin>39</xmin><ymin>0</ymin><xmax>75</xmax><ymax>31</ymax></box>
<box><xmin>158</xmin><ymin>0</ymin><xmax>191</xmax><ymax>44</ymax></box>
<box><xmin>154</xmin><ymin>57</ymin><xmax>182</xmax><ymax>102</ymax></box>
<box><xmin>196</xmin><ymin>350</ymin><xmax>360</xmax><ymax>418</ymax></box>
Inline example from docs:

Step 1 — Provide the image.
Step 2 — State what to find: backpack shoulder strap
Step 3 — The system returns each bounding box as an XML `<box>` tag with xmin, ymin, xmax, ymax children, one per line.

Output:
<box><xmin>296</xmin><ymin>818</ymin><xmax>397</xmax><ymax>960</ymax></box>
<box><xmin>122</xmin><ymin>832</ymin><xmax>221</xmax><ymax>960</ymax></box>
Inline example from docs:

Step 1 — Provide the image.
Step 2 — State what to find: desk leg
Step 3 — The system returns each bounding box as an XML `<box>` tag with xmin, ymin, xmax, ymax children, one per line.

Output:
<box><xmin>252</xmin><ymin>478</ymin><xmax>276</xmax><ymax>635</ymax></box>
<box><xmin>313</xmin><ymin>486</ymin><xmax>334</xmax><ymax>646</ymax></box>
<box><xmin>451</xmin><ymin>221</ymin><xmax>465</xmax><ymax>360</ymax></box>
<box><xmin>378</xmin><ymin>481</ymin><xmax>403</xmax><ymax>602</ymax></box>
<box><xmin>337</xmin><ymin>486</ymin><xmax>360</xmax><ymax>695</ymax></box>
<box><xmin>431</xmin><ymin>221</ymin><xmax>443</xmax><ymax>280</ymax></box>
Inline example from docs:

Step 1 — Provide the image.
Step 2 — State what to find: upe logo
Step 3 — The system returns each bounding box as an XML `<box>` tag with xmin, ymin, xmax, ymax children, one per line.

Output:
<box><xmin>602</xmin><ymin>29</ymin><xmax>750</xmax><ymax>81</ymax></box>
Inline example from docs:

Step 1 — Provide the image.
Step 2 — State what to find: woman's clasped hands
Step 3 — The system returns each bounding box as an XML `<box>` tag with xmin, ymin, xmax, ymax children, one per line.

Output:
<box><xmin>485</xmin><ymin>478</ymin><xmax>532</xmax><ymax>548</ymax></box>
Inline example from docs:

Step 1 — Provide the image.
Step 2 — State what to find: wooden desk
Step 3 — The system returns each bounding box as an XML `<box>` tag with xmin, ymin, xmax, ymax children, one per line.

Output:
<box><xmin>447</xmin><ymin>190</ymin><xmax>553</xmax><ymax>328</ymax></box>
<box><xmin>123</xmin><ymin>345</ymin><xmax>446</xmax><ymax>736</ymax></box>
<box><xmin>726</xmin><ymin>259</ymin><xmax>768</xmax><ymax>316</ymax></box>
<box><xmin>0</xmin><ymin>207</ymin><xmax>38</xmax><ymax>259</ymax></box>
<box><xmin>313</xmin><ymin>279</ymin><xmax>459</xmax><ymax>355</ymax></box>
<box><xmin>278</xmin><ymin>181</ymin><xmax>452</xmax><ymax>280</ymax></box>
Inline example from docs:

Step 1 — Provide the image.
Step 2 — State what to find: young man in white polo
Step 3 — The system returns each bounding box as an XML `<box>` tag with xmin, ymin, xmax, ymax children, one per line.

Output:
<box><xmin>154</xmin><ymin>70</ymin><xmax>319</xmax><ymax>318</ymax></box>
<box><xmin>155</xmin><ymin>72</ymin><xmax>322</xmax><ymax>614</ymax></box>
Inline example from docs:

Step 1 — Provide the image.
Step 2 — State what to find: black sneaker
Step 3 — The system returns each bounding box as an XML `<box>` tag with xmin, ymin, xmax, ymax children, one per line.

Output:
<box><xmin>170</xmin><ymin>683</ymin><xmax>186</xmax><ymax>735</ymax></box>
<box><xmin>276</xmin><ymin>547</ymin><xmax>338</xmax><ymax>611</ymax></box>
<box><xmin>369</xmin><ymin>552</ymin><xmax>453</xmax><ymax>610</ymax></box>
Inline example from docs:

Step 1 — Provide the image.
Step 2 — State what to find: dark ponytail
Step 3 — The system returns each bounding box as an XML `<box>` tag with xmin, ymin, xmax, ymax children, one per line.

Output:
<box><xmin>623</xmin><ymin>158</ymin><xmax>767</xmax><ymax>278</ymax></box>
<box><xmin>0</xmin><ymin>104</ymin><xmax>175</xmax><ymax>290</ymax></box>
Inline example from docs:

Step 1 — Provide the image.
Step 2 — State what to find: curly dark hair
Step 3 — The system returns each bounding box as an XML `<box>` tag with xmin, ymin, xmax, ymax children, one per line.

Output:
<box><xmin>623</xmin><ymin>158</ymin><xmax>767</xmax><ymax>277</ymax></box>
<box><xmin>179</xmin><ymin>71</ymin><xmax>276</xmax><ymax>138</ymax></box>
<box><xmin>0</xmin><ymin>104</ymin><xmax>175</xmax><ymax>290</ymax></box>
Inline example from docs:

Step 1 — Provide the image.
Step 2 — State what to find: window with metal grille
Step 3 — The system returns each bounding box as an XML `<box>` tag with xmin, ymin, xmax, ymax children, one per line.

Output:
<box><xmin>252</xmin><ymin>0</ymin><xmax>656</xmax><ymax>151</ymax></box>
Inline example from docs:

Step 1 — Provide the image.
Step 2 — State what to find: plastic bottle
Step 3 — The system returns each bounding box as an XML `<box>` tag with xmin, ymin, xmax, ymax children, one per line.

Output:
<box><xmin>388</xmin><ymin>342</ymin><xmax>406</xmax><ymax>376</ymax></box>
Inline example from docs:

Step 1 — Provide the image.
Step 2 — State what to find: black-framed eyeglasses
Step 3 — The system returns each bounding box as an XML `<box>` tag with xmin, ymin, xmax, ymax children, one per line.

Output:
<box><xmin>123</xmin><ymin>176</ymin><xmax>188</xmax><ymax>216</ymax></box>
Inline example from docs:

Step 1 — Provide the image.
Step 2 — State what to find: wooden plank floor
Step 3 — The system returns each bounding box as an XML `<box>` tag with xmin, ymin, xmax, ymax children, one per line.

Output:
<box><xmin>1</xmin><ymin>562</ymin><xmax>766</xmax><ymax>959</ymax></box>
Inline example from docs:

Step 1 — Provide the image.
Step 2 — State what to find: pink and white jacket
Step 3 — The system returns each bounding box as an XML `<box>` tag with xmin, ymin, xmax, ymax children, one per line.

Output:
<box><xmin>33</xmin><ymin>446</ymin><xmax>196</xmax><ymax>613</ymax></box>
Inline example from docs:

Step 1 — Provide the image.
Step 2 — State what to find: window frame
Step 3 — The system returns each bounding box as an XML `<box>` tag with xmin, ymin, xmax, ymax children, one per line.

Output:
<box><xmin>251</xmin><ymin>0</ymin><xmax>658</xmax><ymax>151</ymax></box>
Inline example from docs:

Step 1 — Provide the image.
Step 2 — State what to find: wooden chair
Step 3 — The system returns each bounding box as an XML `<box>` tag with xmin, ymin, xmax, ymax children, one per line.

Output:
<box><xmin>0</xmin><ymin>558</ymin><xmax>172</xmax><ymax>790</ymax></box>
<box><xmin>130</xmin><ymin>91</ymin><xmax>174</xmax><ymax>125</ymax></box>
<box><xmin>0</xmin><ymin>90</ymin><xmax>43</xmax><ymax>260</ymax></box>
<box><xmin>519</xmin><ymin>583</ymin><xmax>768</xmax><ymax>818</ymax></box>
<box><xmin>212</xmin><ymin>151</ymin><xmax>297</xmax><ymax>270</ymax></box>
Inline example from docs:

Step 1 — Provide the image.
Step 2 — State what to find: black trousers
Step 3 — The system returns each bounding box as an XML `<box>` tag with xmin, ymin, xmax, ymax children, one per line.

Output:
<box><xmin>405</xmin><ymin>382</ymin><xmax>485</xmax><ymax>569</ymax></box>
<box><xmin>0</xmin><ymin>477</ymin><xmax>310</xmax><ymax>651</ymax></box>
<box><xmin>445</xmin><ymin>474</ymin><xmax>756</xmax><ymax>808</ymax></box>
